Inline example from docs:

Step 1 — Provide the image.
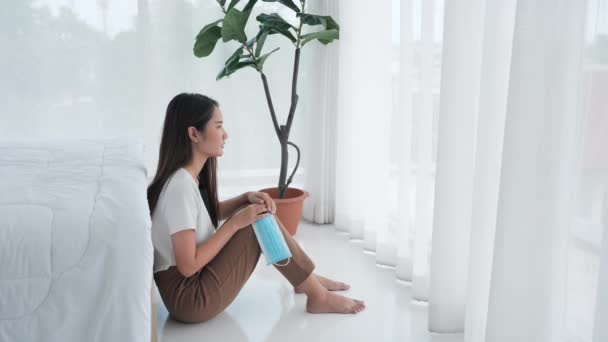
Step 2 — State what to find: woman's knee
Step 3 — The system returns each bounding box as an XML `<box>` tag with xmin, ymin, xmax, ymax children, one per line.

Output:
<box><xmin>233</xmin><ymin>225</ymin><xmax>260</xmax><ymax>247</ymax></box>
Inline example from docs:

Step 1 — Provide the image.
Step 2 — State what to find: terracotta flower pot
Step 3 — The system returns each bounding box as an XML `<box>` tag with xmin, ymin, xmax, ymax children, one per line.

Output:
<box><xmin>259</xmin><ymin>187</ymin><xmax>309</xmax><ymax>236</ymax></box>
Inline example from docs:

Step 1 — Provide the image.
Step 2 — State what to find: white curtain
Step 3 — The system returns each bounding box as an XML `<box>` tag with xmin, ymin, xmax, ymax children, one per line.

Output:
<box><xmin>334</xmin><ymin>0</ymin><xmax>444</xmax><ymax>300</ymax></box>
<box><xmin>428</xmin><ymin>0</ymin><xmax>484</xmax><ymax>332</ymax></box>
<box><xmin>300</xmin><ymin>0</ymin><xmax>340</xmax><ymax>223</ymax></box>
<box><xmin>331</xmin><ymin>0</ymin><xmax>608</xmax><ymax>341</ymax></box>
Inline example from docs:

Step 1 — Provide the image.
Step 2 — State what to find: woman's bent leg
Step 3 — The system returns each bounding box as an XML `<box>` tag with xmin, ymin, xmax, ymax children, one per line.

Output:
<box><xmin>154</xmin><ymin>225</ymin><xmax>261</xmax><ymax>323</ymax></box>
<box><xmin>267</xmin><ymin>216</ymin><xmax>366</xmax><ymax>314</ymax></box>
<box><xmin>270</xmin><ymin>215</ymin><xmax>316</xmax><ymax>288</ymax></box>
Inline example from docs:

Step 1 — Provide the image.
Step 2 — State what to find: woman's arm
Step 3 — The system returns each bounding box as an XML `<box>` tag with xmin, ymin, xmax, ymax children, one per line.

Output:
<box><xmin>218</xmin><ymin>192</ymin><xmax>250</xmax><ymax>221</ymax></box>
<box><xmin>171</xmin><ymin>220</ymin><xmax>238</xmax><ymax>278</ymax></box>
<box><xmin>171</xmin><ymin>203</ymin><xmax>270</xmax><ymax>278</ymax></box>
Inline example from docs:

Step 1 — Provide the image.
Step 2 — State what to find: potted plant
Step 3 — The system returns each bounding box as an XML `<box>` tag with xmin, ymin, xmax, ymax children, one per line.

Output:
<box><xmin>193</xmin><ymin>0</ymin><xmax>339</xmax><ymax>235</ymax></box>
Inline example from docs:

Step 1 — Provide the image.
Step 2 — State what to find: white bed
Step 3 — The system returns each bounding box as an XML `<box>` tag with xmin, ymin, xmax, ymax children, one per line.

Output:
<box><xmin>0</xmin><ymin>139</ymin><xmax>154</xmax><ymax>342</ymax></box>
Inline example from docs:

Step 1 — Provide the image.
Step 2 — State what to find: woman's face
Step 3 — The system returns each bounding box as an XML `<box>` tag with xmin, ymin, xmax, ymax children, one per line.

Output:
<box><xmin>189</xmin><ymin>106</ymin><xmax>228</xmax><ymax>158</ymax></box>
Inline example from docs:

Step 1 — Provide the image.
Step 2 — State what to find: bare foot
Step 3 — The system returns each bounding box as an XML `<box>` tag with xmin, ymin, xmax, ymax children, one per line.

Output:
<box><xmin>295</xmin><ymin>274</ymin><xmax>350</xmax><ymax>293</ymax></box>
<box><xmin>306</xmin><ymin>290</ymin><xmax>365</xmax><ymax>314</ymax></box>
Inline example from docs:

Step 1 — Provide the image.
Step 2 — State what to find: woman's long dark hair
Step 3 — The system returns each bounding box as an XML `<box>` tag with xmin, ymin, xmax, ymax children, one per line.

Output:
<box><xmin>147</xmin><ymin>93</ymin><xmax>220</xmax><ymax>229</ymax></box>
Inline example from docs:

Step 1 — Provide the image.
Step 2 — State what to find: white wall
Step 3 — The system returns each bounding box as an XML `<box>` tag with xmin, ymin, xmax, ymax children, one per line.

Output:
<box><xmin>0</xmin><ymin>0</ymin><xmax>326</xmax><ymax>197</ymax></box>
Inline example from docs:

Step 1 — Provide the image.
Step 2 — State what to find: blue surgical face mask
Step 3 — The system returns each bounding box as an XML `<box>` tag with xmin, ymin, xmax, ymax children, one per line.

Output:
<box><xmin>252</xmin><ymin>214</ymin><xmax>292</xmax><ymax>266</ymax></box>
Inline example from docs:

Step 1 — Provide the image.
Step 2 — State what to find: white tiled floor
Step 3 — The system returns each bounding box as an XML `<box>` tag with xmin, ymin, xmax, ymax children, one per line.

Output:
<box><xmin>154</xmin><ymin>221</ymin><xmax>464</xmax><ymax>342</ymax></box>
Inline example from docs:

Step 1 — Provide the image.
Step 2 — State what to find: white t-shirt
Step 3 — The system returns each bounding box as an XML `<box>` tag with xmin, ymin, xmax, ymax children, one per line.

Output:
<box><xmin>151</xmin><ymin>168</ymin><xmax>215</xmax><ymax>273</ymax></box>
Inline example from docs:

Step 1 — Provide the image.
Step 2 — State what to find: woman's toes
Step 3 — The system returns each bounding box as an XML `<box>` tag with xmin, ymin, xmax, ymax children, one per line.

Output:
<box><xmin>349</xmin><ymin>300</ymin><xmax>365</xmax><ymax>313</ymax></box>
<box><xmin>339</xmin><ymin>282</ymin><xmax>351</xmax><ymax>290</ymax></box>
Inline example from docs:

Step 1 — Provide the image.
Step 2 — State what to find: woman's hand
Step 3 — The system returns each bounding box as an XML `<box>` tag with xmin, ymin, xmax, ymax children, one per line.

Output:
<box><xmin>246</xmin><ymin>191</ymin><xmax>276</xmax><ymax>214</ymax></box>
<box><xmin>227</xmin><ymin>204</ymin><xmax>271</xmax><ymax>231</ymax></box>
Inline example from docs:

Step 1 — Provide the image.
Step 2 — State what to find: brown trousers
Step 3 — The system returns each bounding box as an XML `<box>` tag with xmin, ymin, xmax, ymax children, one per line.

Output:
<box><xmin>154</xmin><ymin>215</ymin><xmax>315</xmax><ymax>323</ymax></box>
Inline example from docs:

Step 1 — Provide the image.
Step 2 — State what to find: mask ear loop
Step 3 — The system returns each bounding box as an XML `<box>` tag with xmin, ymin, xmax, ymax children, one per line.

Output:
<box><xmin>274</xmin><ymin>257</ymin><xmax>291</xmax><ymax>267</ymax></box>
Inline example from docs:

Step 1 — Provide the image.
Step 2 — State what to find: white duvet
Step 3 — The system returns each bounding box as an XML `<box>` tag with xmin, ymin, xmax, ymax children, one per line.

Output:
<box><xmin>0</xmin><ymin>139</ymin><xmax>153</xmax><ymax>342</ymax></box>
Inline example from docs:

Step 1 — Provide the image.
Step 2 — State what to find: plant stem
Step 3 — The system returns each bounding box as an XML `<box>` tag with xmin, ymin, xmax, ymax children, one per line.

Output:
<box><xmin>277</xmin><ymin>0</ymin><xmax>305</xmax><ymax>197</ymax></box>
<box><xmin>285</xmin><ymin>48</ymin><xmax>300</xmax><ymax>137</ymax></box>
<box><xmin>243</xmin><ymin>44</ymin><xmax>281</xmax><ymax>139</ymax></box>
<box><xmin>261</xmin><ymin>73</ymin><xmax>281</xmax><ymax>139</ymax></box>
<box><xmin>240</xmin><ymin>0</ymin><xmax>307</xmax><ymax>198</ymax></box>
<box><xmin>278</xmin><ymin>126</ymin><xmax>289</xmax><ymax>197</ymax></box>
<box><xmin>286</xmin><ymin>6</ymin><xmax>304</xmax><ymax>137</ymax></box>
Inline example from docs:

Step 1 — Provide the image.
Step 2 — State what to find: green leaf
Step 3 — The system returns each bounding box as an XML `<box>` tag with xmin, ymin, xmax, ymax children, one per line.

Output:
<box><xmin>217</xmin><ymin>0</ymin><xmax>227</xmax><ymax>7</ymax></box>
<box><xmin>300</xmin><ymin>29</ymin><xmax>339</xmax><ymax>46</ymax></box>
<box><xmin>226</xmin><ymin>46</ymin><xmax>244</xmax><ymax>67</ymax></box>
<box><xmin>257</xmin><ymin>13</ymin><xmax>293</xmax><ymax>32</ymax></box>
<box><xmin>217</xmin><ymin>58</ymin><xmax>257</xmax><ymax>80</ymax></box>
<box><xmin>242</xmin><ymin>0</ymin><xmax>258</xmax><ymax>17</ymax></box>
<box><xmin>193</xmin><ymin>19</ymin><xmax>223</xmax><ymax>57</ymax></box>
<box><xmin>217</xmin><ymin>47</ymin><xmax>244</xmax><ymax>79</ymax></box>
<box><xmin>255</xmin><ymin>30</ymin><xmax>269</xmax><ymax>57</ymax></box>
<box><xmin>298</xmin><ymin>13</ymin><xmax>339</xmax><ymax>31</ymax></box>
<box><xmin>227</xmin><ymin>0</ymin><xmax>239</xmax><ymax>10</ymax></box>
<box><xmin>262</xmin><ymin>0</ymin><xmax>300</xmax><ymax>13</ymax></box>
<box><xmin>222</xmin><ymin>8</ymin><xmax>247</xmax><ymax>43</ymax></box>
<box><xmin>256</xmin><ymin>47</ymin><xmax>279</xmax><ymax>72</ymax></box>
<box><xmin>257</xmin><ymin>13</ymin><xmax>295</xmax><ymax>30</ymax></box>
<box><xmin>257</xmin><ymin>13</ymin><xmax>296</xmax><ymax>42</ymax></box>
<box><xmin>266</xmin><ymin>27</ymin><xmax>296</xmax><ymax>42</ymax></box>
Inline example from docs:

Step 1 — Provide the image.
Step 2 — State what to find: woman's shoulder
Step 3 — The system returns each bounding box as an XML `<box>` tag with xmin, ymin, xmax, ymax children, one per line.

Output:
<box><xmin>162</xmin><ymin>168</ymin><xmax>198</xmax><ymax>197</ymax></box>
<box><xmin>154</xmin><ymin>168</ymin><xmax>201</xmax><ymax>218</ymax></box>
